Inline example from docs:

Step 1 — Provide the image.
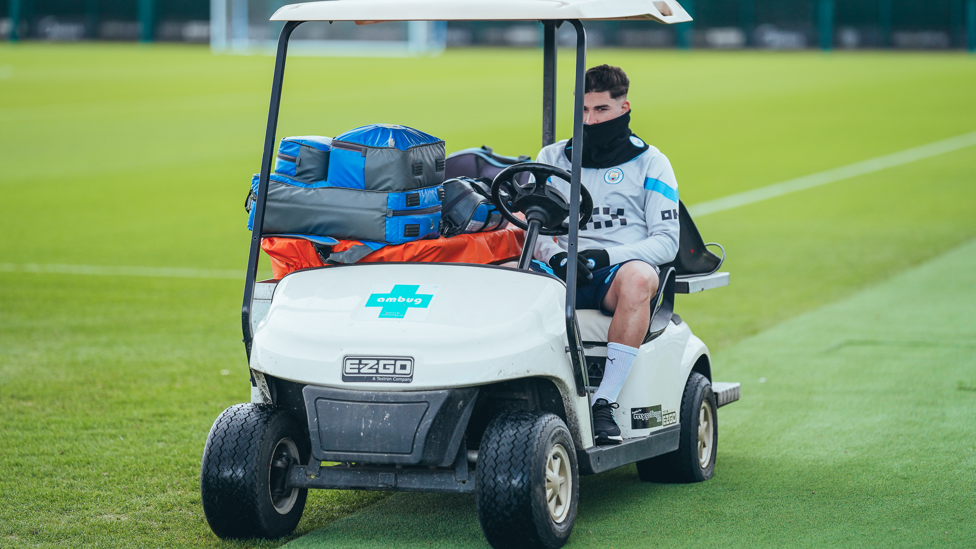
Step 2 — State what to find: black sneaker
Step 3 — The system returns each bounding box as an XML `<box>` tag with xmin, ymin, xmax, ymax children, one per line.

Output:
<box><xmin>592</xmin><ymin>399</ymin><xmax>622</xmax><ymax>445</ymax></box>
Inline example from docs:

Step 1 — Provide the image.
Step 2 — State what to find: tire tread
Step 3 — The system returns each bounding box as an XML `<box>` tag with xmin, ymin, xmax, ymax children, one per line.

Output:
<box><xmin>476</xmin><ymin>411</ymin><xmax>576</xmax><ymax>549</ymax></box>
<box><xmin>200</xmin><ymin>403</ymin><xmax>308</xmax><ymax>540</ymax></box>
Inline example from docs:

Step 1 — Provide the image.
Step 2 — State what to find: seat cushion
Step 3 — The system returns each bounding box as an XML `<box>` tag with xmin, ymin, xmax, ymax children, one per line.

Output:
<box><xmin>577</xmin><ymin>309</ymin><xmax>613</xmax><ymax>343</ymax></box>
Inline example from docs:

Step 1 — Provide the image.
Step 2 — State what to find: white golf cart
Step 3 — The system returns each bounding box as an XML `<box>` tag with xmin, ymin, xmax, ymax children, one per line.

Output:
<box><xmin>200</xmin><ymin>1</ymin><xmax>739</xmax><ymax>547</ymax></box>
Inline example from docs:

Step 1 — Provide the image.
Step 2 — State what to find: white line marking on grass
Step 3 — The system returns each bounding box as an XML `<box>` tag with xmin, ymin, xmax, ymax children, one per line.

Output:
<box><xmin>689</xmin><ymin>130</ymin><xmax>976</xmax><ymax>217</ymax></box>
<box><xmin>0</xmin><ymin>263</ymin><xmax>241</xmax><ymax>280</ymax></box>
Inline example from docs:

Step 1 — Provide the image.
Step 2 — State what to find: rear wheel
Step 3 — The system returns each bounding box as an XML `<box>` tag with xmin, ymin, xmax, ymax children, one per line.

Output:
<box><xmin>476</xmin><ymin>411</ymin><xmax>579</xmax><ymax>549</ymax></box>
<box><xmin>201</xmin><ymin>403</ymin><xmax>309</xmax><ymax>539</ymax></box>
<box><xmin>636</xmin><ymin>372</ymin><xmax>717</xmax><ymax>483</ymax></box>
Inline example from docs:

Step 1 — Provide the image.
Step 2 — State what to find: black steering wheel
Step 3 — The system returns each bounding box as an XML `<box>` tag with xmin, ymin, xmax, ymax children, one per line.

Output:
<box><xmin>490</xmin><ymin>162</ymin><xmax>593</xmax><ymax>236</ymax></box>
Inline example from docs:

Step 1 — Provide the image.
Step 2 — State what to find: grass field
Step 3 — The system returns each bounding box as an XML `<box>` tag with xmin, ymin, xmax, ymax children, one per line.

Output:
<box><xmin>0</xmin><ymin>43</ymin><xmax>974</xmax><ymax>548</ymax></box>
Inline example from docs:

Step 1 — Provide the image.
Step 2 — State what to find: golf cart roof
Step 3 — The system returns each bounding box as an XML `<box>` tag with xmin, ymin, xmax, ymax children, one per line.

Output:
<box><xmin>271</xmin><ymin>0</ymin><xmax>692</xmax><ymax>25</ymax></box>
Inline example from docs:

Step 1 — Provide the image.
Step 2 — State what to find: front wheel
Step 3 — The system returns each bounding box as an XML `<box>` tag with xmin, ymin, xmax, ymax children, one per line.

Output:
<box><xmin>200</xmin><ymin>403</ymin><xmax>309</xmax><ymax>539</ymax></box>
<box><xmin>636</xmin><ymin>372</ymin><xmax>717</xmax><ymax>483</ymax></box>
<box><xmin>476</xmin><ymin>411</ymin><xmax>579</xmax><ymax>549</ymax></box>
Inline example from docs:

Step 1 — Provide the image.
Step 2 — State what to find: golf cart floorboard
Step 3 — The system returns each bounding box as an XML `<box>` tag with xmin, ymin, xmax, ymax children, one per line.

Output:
<box><xmin>578</xmin><ymin>425</ymin><xmax>680</xmax><ymax>475</ymax></box>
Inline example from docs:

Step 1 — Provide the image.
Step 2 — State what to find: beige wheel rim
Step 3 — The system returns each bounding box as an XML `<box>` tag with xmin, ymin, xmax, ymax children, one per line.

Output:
<box><xmin>698</xmin><ymin>401</ymin><xmax>714</xmax><ymax>469</ymax></box>
<box><xmin>545</xmin><ymin>444</ymin><xmax>573</xmax><ymax>523</ymax></box>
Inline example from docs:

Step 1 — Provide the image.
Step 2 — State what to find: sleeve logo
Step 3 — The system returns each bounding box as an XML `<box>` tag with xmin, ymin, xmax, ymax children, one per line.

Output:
<box><xmin>661</xmin><ymin>209</ymin><xmax>679</xmax><ymax>220</ymax></box>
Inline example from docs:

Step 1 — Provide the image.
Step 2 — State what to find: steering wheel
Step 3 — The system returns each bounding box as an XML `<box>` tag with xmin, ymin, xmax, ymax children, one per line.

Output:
<box><xmin>490</xmin><ymin>163</ymin><xmax>593</xmax><ymax>236</ymax></box>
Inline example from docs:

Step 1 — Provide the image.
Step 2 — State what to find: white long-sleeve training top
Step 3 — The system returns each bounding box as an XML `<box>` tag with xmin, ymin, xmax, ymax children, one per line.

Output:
<box><xmin>532</xmin><ymin>138</ymin><xmax>680</xmax><ymax>267</ymax></box>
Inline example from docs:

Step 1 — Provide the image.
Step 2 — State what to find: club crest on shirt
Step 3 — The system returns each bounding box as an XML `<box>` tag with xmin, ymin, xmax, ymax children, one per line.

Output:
<box><xmin>604</xmin><ymin>168</ymin><xmax>624</xmax><ymax>185</ymax></box>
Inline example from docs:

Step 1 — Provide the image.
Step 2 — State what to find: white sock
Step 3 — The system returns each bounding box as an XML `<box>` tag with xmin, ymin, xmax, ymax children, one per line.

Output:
<box><xmin>593</xmin><ymin>342</ymin><xmax>639</xmax><ymax>404</ymax></box>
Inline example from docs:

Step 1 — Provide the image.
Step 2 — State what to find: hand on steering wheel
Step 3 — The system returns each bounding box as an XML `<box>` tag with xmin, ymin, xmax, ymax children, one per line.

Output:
<box><xmin>490</xmin><ymin>162</ymin><xmax>593</xmax><ymax>236</ymax></box>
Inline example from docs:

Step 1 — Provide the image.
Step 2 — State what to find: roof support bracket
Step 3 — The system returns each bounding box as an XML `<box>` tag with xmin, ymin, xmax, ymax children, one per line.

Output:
<box><xmin>242</xmin><ymin>20</ymin><xmax>303</xmax><ymax>359</ymax></box>
<box><xmin>564</xmin><ymin>19</ymin><xmax>589</xmax><ymax>398</ymax></box>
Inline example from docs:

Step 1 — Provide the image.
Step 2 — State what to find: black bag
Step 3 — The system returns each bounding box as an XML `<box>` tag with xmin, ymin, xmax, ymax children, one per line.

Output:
<box><xmin>445</xmin><ymin>145</ymin><xmax>531</xmax><ymax>184</ymax></box>
<box><xmin>659</xmin><ymin>201</ymin><xmax>725</xmax><ymax>276</ymax></box>
<box><xmin>439</xmin><ymin>177</ymin><xmax>509</xmax><ymax>238</ymax></box>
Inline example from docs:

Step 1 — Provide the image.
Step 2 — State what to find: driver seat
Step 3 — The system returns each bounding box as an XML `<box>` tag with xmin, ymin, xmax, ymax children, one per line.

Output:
<box><xmin>576</xmin><ymin>266</ymin><xmax>676</xmax><ymax>346</ymax></box>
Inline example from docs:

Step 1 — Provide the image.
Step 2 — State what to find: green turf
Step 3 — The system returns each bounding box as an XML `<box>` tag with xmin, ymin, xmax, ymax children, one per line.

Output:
<box><xmin>0</xmin><ymin>43</ymin><xmax>974</xmax><ymax>547</ymax></box>
<box><xmin>285</xmin><ymin>239</ymin><xmax>976</xmax><ymax>549</ymax></box>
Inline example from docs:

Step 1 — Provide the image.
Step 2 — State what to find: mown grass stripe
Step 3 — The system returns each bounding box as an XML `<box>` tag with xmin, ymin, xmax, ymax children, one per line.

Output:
<box><xmin>689</xmin><ymin>130</ymin><xmax>976</xmax><ymax>217</ymax></box>
<box><xmin>0</xmin><ymin>262</ymin><xmax>241</xmax><ymax>279</ymax></box>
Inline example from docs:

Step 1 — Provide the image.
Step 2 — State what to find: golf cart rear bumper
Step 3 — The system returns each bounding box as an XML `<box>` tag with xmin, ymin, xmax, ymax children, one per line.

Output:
<box><xmin>287</xmin><ymin>460</ymin><xmax>475</xmax><ymax>494</ymax></box>
<box><xmin>302</xmin><ymin>385</ymin><xmax>478</xmax><ymax>467</ymax></box>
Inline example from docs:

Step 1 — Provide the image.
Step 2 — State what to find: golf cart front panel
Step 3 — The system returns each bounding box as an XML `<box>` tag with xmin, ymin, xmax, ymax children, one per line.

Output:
<box><xmin>250</xmin><ymin>263</ymin><xmax>578</xmax><ymax>391</ymax></box>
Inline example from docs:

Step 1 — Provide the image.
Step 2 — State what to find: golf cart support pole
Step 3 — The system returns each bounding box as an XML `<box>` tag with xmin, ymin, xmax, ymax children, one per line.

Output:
<box><xmin>514</xmin><ymin>19</ymin><xmax>558</xmax><ymax>272</ymax></box>
<box><xmin>542</xmin><ymin>21</ymin><xmax>558</xmax><ymax>147</ymax></box>
<box><xmin>565</xmin><ymin>19</ymin><xmax>589</xmax><ymax>397</ymax></box>
<box><xmin>242</xmin><ymin>20</ymin><xmax>303</xmax><ymax>358</ymax></box>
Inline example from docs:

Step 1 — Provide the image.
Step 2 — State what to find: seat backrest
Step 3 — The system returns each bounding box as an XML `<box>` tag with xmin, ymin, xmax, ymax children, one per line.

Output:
<box><xmin>659</xmin><ymin>201</ymin><xmax>723</xmax><ymax>276</ymax></box>
<box><xmin>444</xmin><ymin>146</ymin><xmax>531</xmax><ymax>185</ymax></box>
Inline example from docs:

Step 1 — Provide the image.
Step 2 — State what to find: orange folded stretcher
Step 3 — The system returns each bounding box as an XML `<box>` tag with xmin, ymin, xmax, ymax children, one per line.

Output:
<box><xmin>261</xmin><ymin>225</ymin><xmax>526</xmax><ymax>279</ymax></box>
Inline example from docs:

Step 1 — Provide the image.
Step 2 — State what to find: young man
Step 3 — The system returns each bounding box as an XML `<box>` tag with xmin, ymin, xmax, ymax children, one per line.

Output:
<box><xmin>532</xmin><ymin>64</ymin><xmax>679</xmax><ymax>444</ymax></box>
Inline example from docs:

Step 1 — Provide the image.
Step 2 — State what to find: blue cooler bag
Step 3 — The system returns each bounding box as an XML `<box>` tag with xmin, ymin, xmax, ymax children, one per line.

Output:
<box><xmin>247</xmin><ymin>125</ymin><xmax>445</xmax><ymax>245</ymax></box>
<box><xmin>272</xmin><ymin>136</ymin><xmax>332</xmax><ymax>183</ymax></box>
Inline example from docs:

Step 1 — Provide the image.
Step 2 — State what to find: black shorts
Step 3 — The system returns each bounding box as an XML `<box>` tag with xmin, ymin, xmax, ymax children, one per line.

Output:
<box><xmin>530</xmin><ymin>259</ymin><xmax>658</xmax><ymax>316</ymax></box>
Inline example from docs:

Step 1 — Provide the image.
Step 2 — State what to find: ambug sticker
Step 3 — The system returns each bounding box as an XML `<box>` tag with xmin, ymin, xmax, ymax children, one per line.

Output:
<box><xmin>357</xmin><ymin>283</ymin><xmax>441</xmax><ymax>322</ymax></box>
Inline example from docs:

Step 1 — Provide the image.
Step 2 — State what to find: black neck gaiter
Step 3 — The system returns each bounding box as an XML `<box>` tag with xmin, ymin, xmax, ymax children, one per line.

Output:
<box><xmin>563</xmin><ymin>111</ymin><xmax>649</xmax><ymax>169</ymax></box>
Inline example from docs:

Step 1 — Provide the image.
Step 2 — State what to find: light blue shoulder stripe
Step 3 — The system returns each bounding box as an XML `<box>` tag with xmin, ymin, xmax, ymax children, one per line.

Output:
<box><xmin>644</xmin><ymin>177</ymin><xmax>678</xmax><ymax>202</ymax></box>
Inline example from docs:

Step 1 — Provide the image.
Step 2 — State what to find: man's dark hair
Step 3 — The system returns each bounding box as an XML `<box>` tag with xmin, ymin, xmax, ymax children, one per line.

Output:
<box><xmin>584</xmin><ymin>65</ymin><xmax>629</xmax><ymax>99</ymax></box>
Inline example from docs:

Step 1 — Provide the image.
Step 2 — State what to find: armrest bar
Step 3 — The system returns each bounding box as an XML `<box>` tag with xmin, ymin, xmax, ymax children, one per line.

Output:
<box><xmin>674</xmin><ymin>272</ymin><xmax>729</xmax><ymax>294</ymax></box>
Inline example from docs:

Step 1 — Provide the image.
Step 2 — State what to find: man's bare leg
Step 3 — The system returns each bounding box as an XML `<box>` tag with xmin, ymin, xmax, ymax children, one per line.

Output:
<box><xmin>601</xmin><ymin>261</ymin><xmax>659</xmax><ymax>347</ymax></box>
<box><xmin>591</xmin><ymin>261</ymin><xmax>659</xmax><ymax>427</ymax></box>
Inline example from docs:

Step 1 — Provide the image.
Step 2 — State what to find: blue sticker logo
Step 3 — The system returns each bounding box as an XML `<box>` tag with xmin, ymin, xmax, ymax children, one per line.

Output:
<box><xmin>630</xmin><ymin>136</ymin><xmax>645</xmax><ymax>148</ymax></box>
<box><xmin>365</xmin><ymin>285</ymin><xmax>433</xmax><ymax>319</ymax></box>
<box><xmin>604</xmin><ymin>168</ymin><xmax>624</xmax><ymax>185</ymax></box>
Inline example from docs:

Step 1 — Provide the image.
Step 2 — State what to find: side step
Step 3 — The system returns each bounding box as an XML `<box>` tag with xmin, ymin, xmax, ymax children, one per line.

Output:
<box><xmin>577</xmin><ymin>425</ymin><xmax>680</xmax><ymax>475</ymax></box>
<box><xmin>712</xmin><ymin>381</ymin><xmax>740</xmax><ymax>407</ymax></box>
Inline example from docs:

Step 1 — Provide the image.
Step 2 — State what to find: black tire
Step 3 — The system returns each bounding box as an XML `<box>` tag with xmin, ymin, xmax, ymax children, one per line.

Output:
<box><xmin>201</xmin><ymin>403</ymin><xmax>309</xmax><ymax>540</ymax></box>
<box><xmin>476</xmin><ymin>411</ymin><xmax>579</xmax><ymax>549</ymax></box>
<box><xmin>636</xmin><ymin>372</ymin><xmax>717</xmax><ymax>483</ymax></box>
